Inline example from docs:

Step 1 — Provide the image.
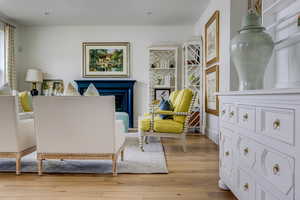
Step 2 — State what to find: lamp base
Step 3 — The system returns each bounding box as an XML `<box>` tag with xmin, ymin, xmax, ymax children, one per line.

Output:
<box><xmin>30</xmin><ymin>89</ymin><xmax>39</xmax><ymax>96</ymax></box>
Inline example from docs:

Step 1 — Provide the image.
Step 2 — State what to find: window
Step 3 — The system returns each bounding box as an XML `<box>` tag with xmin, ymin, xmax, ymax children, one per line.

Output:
<box><xmin>0</xmin><ymin>22</ymin><xmax>4</xmax><ymax>86</ymax></box>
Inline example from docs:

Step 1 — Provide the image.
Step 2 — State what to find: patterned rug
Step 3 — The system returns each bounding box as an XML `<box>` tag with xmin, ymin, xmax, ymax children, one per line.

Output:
<box><xmin>0</xmin><ymin>135</ymin><xmax>168</xmax><ymax>174</ymax></box>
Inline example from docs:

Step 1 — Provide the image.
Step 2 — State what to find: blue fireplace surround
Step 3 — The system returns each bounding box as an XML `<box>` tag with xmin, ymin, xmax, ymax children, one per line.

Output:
<box><xmin>75</xmin><ymin>80</ymin><xmax>136</xmax><ymax>128</ymax></box>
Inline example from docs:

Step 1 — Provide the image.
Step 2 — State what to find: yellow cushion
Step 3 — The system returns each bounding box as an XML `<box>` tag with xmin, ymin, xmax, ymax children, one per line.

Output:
<box><xmin>169</xmin><ymin>90</ymin><xmax>180</xmax><ymax>107</ymax></box>
<box><xmin>19</xmin><ymin>92</ymin><xmax>33</xmax><ymax>112</ymax></box>
<box><xmin>173</xmin><ymin>89</ymin><xmax>193</xmax><ymax>123</ymax></box>
<box><xmin>140</xmin><ymin>116</ymin><xmax>183</xmax><ymax>134</ymax></box>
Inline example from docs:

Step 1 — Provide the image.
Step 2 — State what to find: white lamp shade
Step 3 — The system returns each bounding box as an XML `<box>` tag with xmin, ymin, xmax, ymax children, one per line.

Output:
<box><xmin>25</xmin><ymin>69</ymin><xmax>43</xmax><ymax>83</ymax></box>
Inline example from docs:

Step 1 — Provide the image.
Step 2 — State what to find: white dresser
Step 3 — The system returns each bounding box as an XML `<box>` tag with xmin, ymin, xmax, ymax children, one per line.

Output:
<box><xmin>217</xmin><ymin>89</ymin><xmax>300</xmax><ymax>200</ymax></box>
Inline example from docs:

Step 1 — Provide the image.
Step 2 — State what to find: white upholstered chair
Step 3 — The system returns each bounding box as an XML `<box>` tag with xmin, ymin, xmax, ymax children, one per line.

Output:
<box><xmin>33</xmin><ymin>96</ymin><xmax>126</xmax><ymax>176</ymax></box>
<box><xmin>0</xmin><ymin>96</ymin><xmax>36</xmax><ymax>175</ymax></box>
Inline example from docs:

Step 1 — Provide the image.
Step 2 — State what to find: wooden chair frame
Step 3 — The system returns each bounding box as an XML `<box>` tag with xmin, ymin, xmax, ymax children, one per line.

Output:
<box><xmin>139</xmin><ymin>92</ymin><xmax>196</xmax><ymax>152</ymax></box>
<box><xmin>0</xmin><ymin>146</ymin><xmax>36</xmax><ymax>175</ymax></box>
<box><xmin>37</xmin><ymin>144</ymin><xmax>125</xmax><ymax>176</ymax></box>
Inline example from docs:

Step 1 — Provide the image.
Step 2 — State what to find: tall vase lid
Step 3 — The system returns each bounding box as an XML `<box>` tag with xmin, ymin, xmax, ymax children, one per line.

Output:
<box><xmin>239</xmin><ymin>9</ymin><xmax>265</xmax><ymax>32</ymax></box>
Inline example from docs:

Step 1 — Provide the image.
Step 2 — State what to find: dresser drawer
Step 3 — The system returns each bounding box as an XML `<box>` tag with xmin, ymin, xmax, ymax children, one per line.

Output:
<box><xmin>237</xmin><ymin>169</ymin><xmax>256</xmax><ymax>200</ymax></box>
<box><xmin>237</xmin><ymin>105</ymin><xmax>255</xmax><ymax>131</ymax></box>
<box><xmin>238</xmin><ymin>137</ymin><xmax>256</xmax><ymax>169</ymax></box>
<box><xmin>261</xmin><ymin>149</ymin><xmax>294</xmax><ymax>195</ymax></box>
<box><xmin>257</xmin><ymin>107</ymin><xmax>295</xmax><ymax>145</ymax></box>
<box><xmin>256</xmin><ymin>185</ymin><xmax>280</xmax><ymax>200</ymax></box>
<box><xmin>220</xmin><ymin>104</ymin><xmax>229</xmax><ymax>122</ymax></box>
<box><xmin>220</xmin><ymin>104</ymin><xmax>237</xmax><ymax>124</ymax></box>
<box><xmin>220</xmin><ymin>130</ymin><xmax>234</xmax><ymax>174</ymax></box>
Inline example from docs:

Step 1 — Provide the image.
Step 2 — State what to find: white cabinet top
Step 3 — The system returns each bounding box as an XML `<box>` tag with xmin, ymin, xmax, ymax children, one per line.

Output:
<box><xmin>216</xmin><ymin>88</ymin><xmax>300</xmax><ymax>96</ymax></box>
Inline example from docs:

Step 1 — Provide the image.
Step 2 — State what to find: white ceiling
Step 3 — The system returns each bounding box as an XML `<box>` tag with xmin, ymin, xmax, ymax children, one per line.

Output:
<box><xmin>0</xmin><ymin>0</ymin><xmax>210</xmax><ymax>26</ymax></box>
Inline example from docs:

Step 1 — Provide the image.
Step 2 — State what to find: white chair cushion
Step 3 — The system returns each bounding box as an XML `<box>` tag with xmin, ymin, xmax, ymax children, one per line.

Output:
<box><xmin>83</xmin><ymin>83</ymin><xmax>100</xmax><ymax>96</ymax></box>
<box><xmin>19</xmin><ymin>112</ymin><xmax>34</xmax><ymax>120</ymax></box>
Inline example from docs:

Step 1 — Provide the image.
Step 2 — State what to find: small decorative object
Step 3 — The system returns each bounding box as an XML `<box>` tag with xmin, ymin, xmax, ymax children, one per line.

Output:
<box><xmin>154</xmin><ymin>88</ymin><xmax>171</xmax><ymax>101</ymax></box>
<box><xmin>231</xmin><ymin>9</ymin><xmax>274</xmax><ymax>90</ymax></box>
<box><xmin>205</xmin><ymin>11</ymin><xmax>220</xmax><ymax>66</ymax></box>
<box><xmin>41</xmin><ymin>79</ymin><xmax>64</xmax><ymax>96</ymax></box>
<box><xmin>151</xmin><ymin>64</ymin><xmax>156</xmax><ymax>68</ymax></box>
<box><xmin>82</xmin><ymin>42</ymin><xmax>130</xmax><ymax>78</ymax></box>
<box><xmin>205</xmin><ymin>65</ymin><xmax>219</xmax><ymax>116</ymax></box>
<box><xmin>25</xmin><ymin>69</ymin><xmax>43</xmax><ymax>96</ymax></box>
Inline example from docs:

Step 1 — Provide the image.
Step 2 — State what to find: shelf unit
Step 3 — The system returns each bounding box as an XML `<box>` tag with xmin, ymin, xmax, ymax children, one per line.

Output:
<box><xmin>262</xmin><ymin>0</ymin><xmax>300</xmax><ymax>88</ymax></box>
<box><xmin>182</xmin><ymin>37</ymin><xmax>204</xmax><ymax>133</ymax></box>
<box><xmin>148</xmin><ymin>45</ymin><xmax>179</xmax><ymax>110</ymax></box>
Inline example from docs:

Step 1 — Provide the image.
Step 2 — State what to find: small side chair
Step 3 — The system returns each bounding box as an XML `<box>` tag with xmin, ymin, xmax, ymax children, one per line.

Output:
<box><xmin>138</xmin><ymin>89</ymin><xmax>196</xmax><ymax>152</ymax></box>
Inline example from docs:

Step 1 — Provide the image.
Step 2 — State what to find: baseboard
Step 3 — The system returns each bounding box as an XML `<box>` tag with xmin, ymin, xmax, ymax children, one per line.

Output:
<box><xmin>204</xmin><ymin>127</ymin><xmax>219</xmax><ymax>145</ymax></box>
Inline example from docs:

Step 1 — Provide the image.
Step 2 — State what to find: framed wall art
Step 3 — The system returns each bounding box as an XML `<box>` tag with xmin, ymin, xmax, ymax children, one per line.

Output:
<box><xmin>82</xmin><ymin>42</ymin><xmax>130</xmax><ymax>78</ymax></box>
<box><xmin>205</xmin><ymin>11</ymin><xmax>220</xmax><ymax>66</ymax></box>
<box><xmin>248</xmin><ymin>0</ymin><xmax>262</xmax><ymax>15</ymax></box>
<box><xmin>205</xmin><ymin>65</ymin><xmax>219</xmax><ymax>116</ymax></box>
<box><xmin>154</xmin><ymin>88</ymin><xmax>171</xmax><ymax>101</ymax></box>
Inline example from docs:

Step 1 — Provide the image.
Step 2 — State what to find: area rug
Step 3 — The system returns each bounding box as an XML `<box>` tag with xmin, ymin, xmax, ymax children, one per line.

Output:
<box><xmin>0</xmin><ymin>135</ymin><xmax>168</xmax><ymax>174</ymax></box>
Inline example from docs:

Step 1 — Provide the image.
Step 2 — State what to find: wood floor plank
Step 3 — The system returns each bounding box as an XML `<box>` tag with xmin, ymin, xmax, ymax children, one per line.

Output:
<box><xmin>0</xmin><ymin>135</ymin><xmax>236</xmax><ymax>200</ymax></box>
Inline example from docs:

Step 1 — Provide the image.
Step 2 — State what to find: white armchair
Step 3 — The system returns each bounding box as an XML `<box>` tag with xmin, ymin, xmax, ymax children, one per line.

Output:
<box><xmin>33</xmin><ymin>96</ymin><xmax>126</xmax><ymax>176</ymax></box>
<box><xmin>0</xmin><ymin>96</ymin><xmax>36</xmax><ymax>175</ymax></box>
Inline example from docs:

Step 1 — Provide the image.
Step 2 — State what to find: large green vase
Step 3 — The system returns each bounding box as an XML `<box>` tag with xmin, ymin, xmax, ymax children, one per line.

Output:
<box><xmin>231</xmin><ymin>10</ymin><xmax>274</xmax><ymax>90</ymax></box>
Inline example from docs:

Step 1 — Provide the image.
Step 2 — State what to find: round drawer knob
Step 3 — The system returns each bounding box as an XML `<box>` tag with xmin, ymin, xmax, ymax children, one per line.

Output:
<box><xmin>229</xmin><ymin>111</ymin><xmax>234</xmax><ymax>118</ymax></box>
<box><xmin>243</xmin><ymin>147</ymin><xmax>249</xmax><ymax>155</ymax></box>
<box><xmin>273</xmin><ymin>119</ymin><xmax>281</xmax><ymax>130</ymax></box>
<box><xmin>243</xmin><ymin>183</ymin><xmax>249</xmax><ymax>191</ymax></box>
<box><xmin>273</xmin><ymin>164</ymin><xmax>280</xmax><ymax>175</ymax></box>
<box><xmin>243</xmin><ymin>113</ymin><xmax>248</xmax><ymax>121</ymax></box>
<box><xmin>225</xmin><ymin>151</ymin><xmax>230</xmax><ymax>156</ymax></box>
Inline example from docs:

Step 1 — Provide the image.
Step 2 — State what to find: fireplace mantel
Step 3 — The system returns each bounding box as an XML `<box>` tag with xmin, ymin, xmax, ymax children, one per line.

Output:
<box><xmin>75</xmin><ymin>80</ymin><xmax>136</xmax><ymax>128</ymax></box>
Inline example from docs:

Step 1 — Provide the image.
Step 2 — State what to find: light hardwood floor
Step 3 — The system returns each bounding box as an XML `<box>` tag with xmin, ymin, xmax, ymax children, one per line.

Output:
<box><xmin>0</xmin><ymin>135</ymin><xmax>236</xmax><ymax>200</ymax></box>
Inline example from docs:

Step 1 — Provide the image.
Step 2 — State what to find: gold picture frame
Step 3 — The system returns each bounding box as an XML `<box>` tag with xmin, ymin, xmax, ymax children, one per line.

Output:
<box><xmin>205</xmin><ymin>11</ymin><xmax>220</xmax><ymax>66</ymax></box>
<box><xmin>205</xmin><ymin>65</ymin><xmax>219</xmax><ymax>116</ymax></box>
<box><xmin>82</xmin><ymin>42</ymin><xmax>130</xmax><ymax>78</ymax></box>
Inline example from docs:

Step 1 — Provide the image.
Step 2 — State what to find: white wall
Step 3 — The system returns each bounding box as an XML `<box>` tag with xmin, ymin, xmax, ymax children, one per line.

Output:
<box><xmin>18</xmin><ymin>25</ymin><xmax>193</xmax><ymax>127</ymax></box>
<box><xmin>194</xmin><ymin>0</ymin><xmax>247</xmax><ymax>143</ymax></box>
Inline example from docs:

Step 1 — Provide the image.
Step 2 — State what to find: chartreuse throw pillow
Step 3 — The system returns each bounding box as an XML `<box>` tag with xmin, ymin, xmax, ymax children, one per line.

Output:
<box><xmin>19</xmin><ymin>91</ymin><xmax>33</xmax><ymax>112</ymax></box>
<box><xmin>159</xmin><ymin>99</ymin><xmax>174</xmax><ymax>119</ymax></box>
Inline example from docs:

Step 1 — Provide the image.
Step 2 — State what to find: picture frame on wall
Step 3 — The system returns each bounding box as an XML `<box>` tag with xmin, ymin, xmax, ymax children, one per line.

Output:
<box><xmin>248</xmin><ymin>0</ymin><xmax>262</xmax><ymax>15</ymax></box>
<box><xmin>82</xmin><ymin>42</ymin><xmax>130</xmax><ymax>78</ymax></box>
<box><xmin>205</xmin><ymin>11</ymin><xmax>220</xmax><ymax>66</ymax></box>
<box><xmin>154</xmin><ymin>88</ymin><xmax>171</xmax><ymax>101</ymax></box>
<box><xmin>205</xmin><ymin>65</ymin><xmax>219</xmax><ymax>116</ymax></box>
<box><xmin>41</xmin><ymin>79</ymin><xmax>64</xmax><ymax>96</ymax></box>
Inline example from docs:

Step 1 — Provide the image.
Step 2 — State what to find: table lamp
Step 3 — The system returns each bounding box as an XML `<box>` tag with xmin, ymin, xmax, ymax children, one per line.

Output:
<box><xmin>25</xmin><ymin>69</ymin><xmax>43</xmax><ymax>96</ymax></box>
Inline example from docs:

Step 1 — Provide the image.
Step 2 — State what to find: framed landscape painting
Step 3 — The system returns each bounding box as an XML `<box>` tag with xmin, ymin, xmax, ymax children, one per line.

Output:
<box><xmin>82</xmin><ymin>42</ymin><xmax>130</xmax><ymax>78</ymax></box>
<box><xmin>205</xmin><ymin>11</ymin><xmax>220</xmax><ymax>66</ymax></box>
<box><xmin>205</xmin><ymin>65</ymin><xmax>219</xmax><ymax>116</ymax></box>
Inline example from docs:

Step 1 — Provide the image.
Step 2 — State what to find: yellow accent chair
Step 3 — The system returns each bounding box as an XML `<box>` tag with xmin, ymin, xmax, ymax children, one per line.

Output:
<box><xmin>138</xmin><ymin>89</ymin><xmax>196</xmax><ymax>152</ymax></box>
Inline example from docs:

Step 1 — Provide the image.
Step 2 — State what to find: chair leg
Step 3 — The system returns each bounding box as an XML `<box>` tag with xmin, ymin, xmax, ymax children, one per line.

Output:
<box><xmin>139</xmin><ymin>135</ymin><xmax>145</xmax><ymax>152</ymax></box>
<box><xmin>121</xmin><ymin>150</ymin><xmax>124</xmax><ymax>161</ymax></box>
<box><xmin>145</xmin><ymin>136</ymin><xmax>149</xmax><ymax>144</ymax></box>
<box><xmin>16</xmin><ymin>154</ymin><xmax>21</xmax><ymax>175</ymax></box>
<box><xmin>112</xmin><ymin>155</ymin><xmax>117</xmax><ymax>176</ymax></box>
<box><xmin>38</xmin><ymin>158</ymin><xmax>43</xmax><ymax>176</ymax></box>
<box><xmin>181</xmin><ymin>134</ymin><xmax>187</xmax><ymax>152</ymax></box>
